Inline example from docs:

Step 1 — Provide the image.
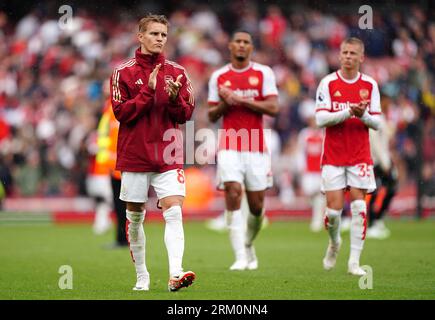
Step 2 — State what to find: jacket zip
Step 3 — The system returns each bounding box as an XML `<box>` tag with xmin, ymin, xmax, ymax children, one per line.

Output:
<box><xmin>152</xmin><ymin>76</ymin><xmax>159</xmax><ymax>165</ymax></box>
<box><xmin>153</xmin><ymin>102</ymin><xmax>159</xmax><ymax>164</ymax></box>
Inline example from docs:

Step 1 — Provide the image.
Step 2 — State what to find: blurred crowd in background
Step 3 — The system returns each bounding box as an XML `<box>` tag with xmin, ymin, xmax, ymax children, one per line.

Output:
<box><xmin>0</xmin><ymin>0</ymin><xmax>434</xmax><ymax>206</ymax></box>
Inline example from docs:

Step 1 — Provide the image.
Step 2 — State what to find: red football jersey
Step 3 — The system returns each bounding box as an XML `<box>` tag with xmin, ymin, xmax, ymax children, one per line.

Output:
<box><xmin>298</xmin><ymin>127</ymin><xmax>323</xmax><ymax>173</ymax></box>
<box><xmin>208</xmin><ymin>62</ymin><xmax>278</xmax><ymax>152</ymax></box>
<box><xmin>315</xmin><ymin>71</ymin><xmax>381</xmax><ymax>166</ymax></box>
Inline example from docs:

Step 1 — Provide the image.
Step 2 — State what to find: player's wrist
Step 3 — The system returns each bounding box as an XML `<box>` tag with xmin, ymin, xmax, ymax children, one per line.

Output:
<box><xmin>169</xmin><ymin>92</ymin><xmax>181</xmax><ymax>104</ymax></box>
<box><xmin>360</xmin><ymin>108</ymin><xmax>369</xmax><ymax>119</ymax></box>
<box><xmin>237</xmin><ymin>98</ymin><xmax>248</xmax><ymax>107</ymax></box>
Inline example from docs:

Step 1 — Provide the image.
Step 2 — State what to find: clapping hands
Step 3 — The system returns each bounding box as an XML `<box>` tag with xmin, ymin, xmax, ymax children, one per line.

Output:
<box><xmin>148</xmin><ymin>65</ymin><xmax>184</xmax><ymax>102</ymax></box>
<box><xmin>218</xmin><ymin>85</ymin><xmax>241</xmax><ymax>106</ymax></box>
<box><xmin>148</xmin><ymin>63</ymin><xmax>161</xmax><ymax>91</ymax></box>
<box><xmin>350</xmin><ymin>100</ymin><xmax>369</xmax><ymax>118</ymax></box>
<box><xmin>166</xmin><ymin>74</ymin><xmax>183</xmax><ymax>102</ymax></box>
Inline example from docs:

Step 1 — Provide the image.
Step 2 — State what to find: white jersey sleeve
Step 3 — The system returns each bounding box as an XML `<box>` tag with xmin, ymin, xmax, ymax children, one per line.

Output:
<box><xmin>207</xmin><ymin>71</ymin><xmax>220</xmax><ymax>104</ymax></box>
<box><xmin>369</xmin><ymin>79</ymin><xmax>381</xmax><ymax>114</ymax></box>
<box><xmin>261</xmin><ymin>66</ymin><xmax>279</xmax><ymax>97</ymax></box>
<box><xmin>315</xmin><ymin>77</ymin><xmax>332</xmax><ymax>112</ymax></box>
<box><xmin>360</xmin><ymin>110</ymin><xmax>381</xmax><ymax>130</ymax></box>
<box><xmin>316</xmin><ymin>109</ymin><xmax>352</xmax><ymax>128</ymax></box>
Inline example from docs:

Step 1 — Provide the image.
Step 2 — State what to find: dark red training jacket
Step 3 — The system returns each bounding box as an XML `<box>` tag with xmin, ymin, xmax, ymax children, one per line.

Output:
<box><xmin>110</xmin><ymin>48</ymin><xmax>195</xmax><ymax>173</ymax></box>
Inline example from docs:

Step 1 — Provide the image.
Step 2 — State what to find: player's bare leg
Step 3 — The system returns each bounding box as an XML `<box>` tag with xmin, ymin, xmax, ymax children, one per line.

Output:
<box><xmin>160</xmin><ymin>195</ymin><xmax>195</xmax><ymax>291</ymax></box>
<box><xmin>126</xmin><ymin>202</ymin><xmax>149</xmax><ymax>290</ymax></box>
<box><xmin>322</xmin><ymin>190</ymin><xmax>344</xmax><ymax>270</ymax></box>
<box><xmin>224</xmin><ymin>181</ymin><xmax>247</xmax><ymax>270</ymax></box>
<box><xmin>347</xmin><ymin>188</ymin><xmax>368</xmax><ymax>276</ymax></box>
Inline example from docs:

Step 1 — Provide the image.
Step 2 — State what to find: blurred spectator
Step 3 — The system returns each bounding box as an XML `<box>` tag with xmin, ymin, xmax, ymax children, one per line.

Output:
<box><xmin>0</xmin><ymin>1</ymin><xmax>432</xmax><ymax>209</ymax></box>
<box><xmin>259</xmin><ymin>5</ymin><xmax>287</xmax><ymax>51</ymax></box>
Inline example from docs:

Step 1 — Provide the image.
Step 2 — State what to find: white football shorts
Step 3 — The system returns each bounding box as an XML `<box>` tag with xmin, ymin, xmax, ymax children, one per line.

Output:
<box><xmin>216</xmin><ymin>150</ymin><xmax>272</xmax><ymax>192</ymax></box>
<box><xmin>321</xmin><ymin>164</ymin><xmax>376</xmax><ymax>193</ymax></box>
<box><xmin>120</xmin><ymin>169</ymin><xmax>186</xmax><ymax>203</ymax></box>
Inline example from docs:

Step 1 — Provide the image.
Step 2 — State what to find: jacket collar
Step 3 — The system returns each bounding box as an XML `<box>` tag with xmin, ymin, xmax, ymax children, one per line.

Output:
<box><xmin>135</xmin><ymin>47</ymin><xmax>165</xmax><ymax>69</ymax></box>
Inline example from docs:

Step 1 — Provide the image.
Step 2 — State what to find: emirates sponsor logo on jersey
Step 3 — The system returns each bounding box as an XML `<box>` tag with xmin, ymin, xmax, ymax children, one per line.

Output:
<box><xmin>332</xmin><ymin>101</ymin><xmax>361</xmax><ymax>111</ymax></box>
<box><xmin>333</xmin><ymin>90</ymin><xmax>342</xmax><ymax>97</ymax></box>
<box><xmin>249</xmin><ymin>76</ymin><xmax>259</xmax><ymax>86</ymax></box>
<box><xmin>234</xmin><ymin>88</ymin><xmax>260</xmax><ymax>99</ymax></box>
<box><xmin>359</xmin><ymin>89</ymin><xmax>369</xmax><ymax>99</ymax></box>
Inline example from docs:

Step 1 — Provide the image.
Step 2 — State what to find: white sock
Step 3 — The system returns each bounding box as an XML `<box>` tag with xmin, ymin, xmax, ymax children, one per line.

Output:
<box><xmin>246</xmin><ymin>208</ymin><xmax>264</xmax><ymax>246</ymax></box>
<box><xmin>325</xmin><ymin>207</ymin><xmax>342</xmax><ymax>246</ymax></box>
<box><xmin>349</xmin><ymin>200</ymin><xmax>367</xmax><ymax>264</ymax></box>
<box><xmin>126</xmin><ymin>210</ymin><xmax>148</xmax><ymax>277</ymax></box>
<box><xmin>163</xmin><ymin>206</ymin><xmax>184</xmax><ymax>277</ymax></box>
<box><xmin>311</xmin><ymin>193</ymin><xmax>325</xmax><ymax>229</ymax></box>
<box><xmin>240</xmin><ymin>191</ymin><xmax>249</xmax><ymax>220</ymax></box>
<box><xmin>226</xmin><ymin>209</ymin><xmax>247</xmax><ymax>261</ymax></box>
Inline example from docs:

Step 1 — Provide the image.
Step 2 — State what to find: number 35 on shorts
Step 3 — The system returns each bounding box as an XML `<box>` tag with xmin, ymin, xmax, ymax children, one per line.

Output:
<box><xmin>176</xmin><ymin>169</ymin><xmax>185</xmax><ymax>184</ymax></box>
<box><xmin>357</xmin><ymin>163</ymin><xmax>373</xmax><ymax>178</ymax></box>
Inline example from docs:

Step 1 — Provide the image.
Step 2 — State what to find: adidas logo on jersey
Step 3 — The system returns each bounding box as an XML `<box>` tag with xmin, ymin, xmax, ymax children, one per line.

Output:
<box><xmin>333</xmin><ymin>90</ymin><xmax>342</xmax><ymax>97</ymax></box>
<box><xmin>135</xmin><ymin>79</ymin><xmax>144</xmax><ymax>85</ymax></box>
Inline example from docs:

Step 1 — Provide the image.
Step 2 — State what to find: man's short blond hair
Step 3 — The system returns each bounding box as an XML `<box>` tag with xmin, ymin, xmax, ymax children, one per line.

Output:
<box><xmin>341</xmin><ymin>37</ymin><xmax>365</xmax><ymax>53</ymax></box>
<box><xmin>138</xmin><ymin>14</ymin><xmax>169</xmax><ymax>33</ymax></box>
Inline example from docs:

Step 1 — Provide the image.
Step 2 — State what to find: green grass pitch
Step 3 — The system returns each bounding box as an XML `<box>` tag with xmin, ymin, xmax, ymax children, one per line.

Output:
<box><xmin>0</xmin><ymin>219</ymin><xmax>434</xmax><ymax>300</ymax></box>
